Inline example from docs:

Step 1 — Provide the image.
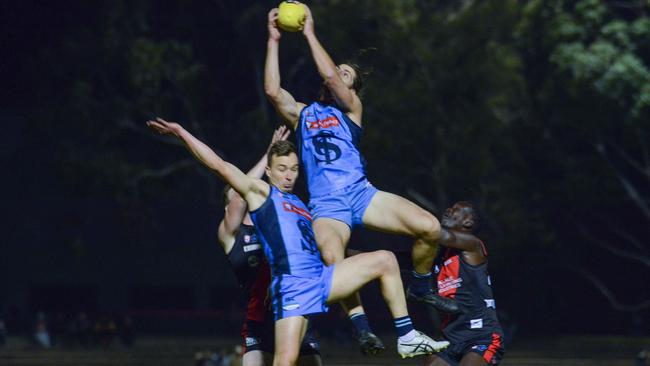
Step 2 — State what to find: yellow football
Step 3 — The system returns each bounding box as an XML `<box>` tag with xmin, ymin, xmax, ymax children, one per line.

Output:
<box><xmin>277</xmin><ymin>1</ymin><xmax>305</xmax><ymax>32</ymax></box>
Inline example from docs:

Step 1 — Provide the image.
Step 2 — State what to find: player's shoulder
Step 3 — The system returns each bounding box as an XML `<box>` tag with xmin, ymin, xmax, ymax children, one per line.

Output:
<box><xmin>246</xmin><ymin>179</ymin><xmax>271</xmax><ymax>211</ymax></box>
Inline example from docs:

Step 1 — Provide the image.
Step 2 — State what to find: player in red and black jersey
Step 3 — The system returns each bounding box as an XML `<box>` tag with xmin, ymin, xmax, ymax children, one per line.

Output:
<box><xmin>218</xmin><ymin>126</ymin><xmax>322</xmax><ymax>366</ymax></box>
<box><xmin>423</xmin><ymin>202</ymin><xmax>504</xmax><ymax>366</ymax></box>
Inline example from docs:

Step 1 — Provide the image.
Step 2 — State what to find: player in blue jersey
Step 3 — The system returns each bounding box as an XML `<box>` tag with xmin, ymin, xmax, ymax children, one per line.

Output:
<box><xmin>147</xmin><ymin>118</ymin><xmax>449</xmax><ymax>366</ymax></box>
<box><xmin>264</xmin><ymin>4</ymin><xmax>459</xmax><ymax>354</ymax></box>
<box><xmin>218</xmin><ymin>126</ymin><xmax>322</xmax><ymax>366</ymax></box>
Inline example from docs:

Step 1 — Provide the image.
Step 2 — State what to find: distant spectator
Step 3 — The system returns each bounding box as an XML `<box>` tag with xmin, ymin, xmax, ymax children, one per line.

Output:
<box><xmin>194</xmin><ymin>350</ymin><xmax>220</xmax><ymax>366</ymax></box>
<box><xmin>33</xmin><ymin>311</ymin><xmax>51</xmax><ymax>348</ymax></box>
<box><xmin>6</xmin><ymin>306</ymin><xmax>20</xmax><ymax>333</ymax></box>
<box><xmin>71</xmin><ymin>311</ymin><xmax>92</xmax><ymax>348</ymax></box>
<box><xmin>637</xmin><ymin>349</ymin><xmax>650</xmax><ymax>366</ymax></box>
<box><xmin>94</xmin><ymin>314</ymin><xmax>117</xmax><ymax>348</ymax></box>
<box><xmin>220</xmin><ymin>348</ymin><xmax>234</xmax><ymax>366</ymax></box>
<box><xmin>230</xmin><ymin>345</ymin><xmax>243</xmax><ymax>366</ymax></box>
<box><xmin>0</xmin><ymin>317</ymin><xmax>7</xmax><ymax>347</ymax></box>
<box><xmin>119</xmin><ymin>315</ymin><xmax>135</xmax><ymax>348</ymax></box>
<box><xmin>50</xmin><ymin>312</ymin><xmax>66</xmax><ymax>346</ymax></box>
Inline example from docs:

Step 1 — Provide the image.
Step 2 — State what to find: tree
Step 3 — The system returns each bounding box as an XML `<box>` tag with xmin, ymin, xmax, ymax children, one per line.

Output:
<box><xmin>517</xmin><ymin>0</ymin><xmax>650</xmax><ymax>312</ymax></box>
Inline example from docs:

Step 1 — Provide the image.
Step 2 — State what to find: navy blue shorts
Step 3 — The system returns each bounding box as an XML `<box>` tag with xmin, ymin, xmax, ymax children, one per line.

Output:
<box><xmin>435</xmin><ymin>332</ymin><xmax>504</xmax><ymax>366</ymax></box>
<box><xmin>308</xmin><ymin>179</ymin><xmax>378</xmax><ymax>228</ymax></box>
<box><xmin>241</xmin><ymin>316</ymin><xmax>320</xmax><ymax>355</ymax></box>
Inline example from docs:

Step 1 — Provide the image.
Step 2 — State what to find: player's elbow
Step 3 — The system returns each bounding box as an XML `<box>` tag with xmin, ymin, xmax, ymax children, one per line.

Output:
<box><xmin>207</xmin><ymin>159</ymin><xmax>228</xmax><ymax>177</ymax></box>
<box><xmin>264</xmin><ymin>84</ymin><xmax>281</xmax><ymax>101</ymax></box>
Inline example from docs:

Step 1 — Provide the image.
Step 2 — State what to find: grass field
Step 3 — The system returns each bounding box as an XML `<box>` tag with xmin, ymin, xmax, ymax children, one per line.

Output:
<box><xmin>1</xmin><ymin>335</ymin><xmax>648</xmax><ymax>366</ymax></box>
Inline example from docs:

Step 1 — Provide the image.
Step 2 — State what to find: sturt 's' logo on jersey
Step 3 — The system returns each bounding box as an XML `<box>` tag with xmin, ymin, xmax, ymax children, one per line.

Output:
<box><xmin>312</xmin><ymin>130</ymin><xmax>342</xmax><ymax>164</ymax></box>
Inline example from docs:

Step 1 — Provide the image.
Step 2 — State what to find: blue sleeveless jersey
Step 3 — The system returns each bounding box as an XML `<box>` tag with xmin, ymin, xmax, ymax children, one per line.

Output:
<box><xmin>297</xmin><ymin>102</ymin><xmax>367</xmax><ymax>197</ymax></box>
<box><xmin>250</xmin><ymin>186</ymin><xmax>322</xmax><ymax>277</ymax></box>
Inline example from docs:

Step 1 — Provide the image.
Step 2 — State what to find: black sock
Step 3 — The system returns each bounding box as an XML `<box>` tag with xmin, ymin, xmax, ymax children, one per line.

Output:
<box><xmin>349</xmin><ymin>312</ymin><xmax>372</xmax><ymax>334</ymax></box>
<box><xmin>410</xmin><ymin>270</ymin><xmax>433</xmax><ymax>296</ymax></box>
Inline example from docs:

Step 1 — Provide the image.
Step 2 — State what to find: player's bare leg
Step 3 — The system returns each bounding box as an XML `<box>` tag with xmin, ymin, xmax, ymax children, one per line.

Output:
<box><xmin>327</xmin><ymin>250</ymin><xmax>449</xmax><ymax>358</ymax></box>
<box><xmin>244</xmin><ymin>351</ymin><xmax>322</xmax><ymax>366</ymax></box>
<box><xmin>273</xmin><ymin>316</ymin><xmax>308</xmax><ymax>366</ymax></box>
<box><xmin>362</xmin><ymin>191</ymin><xmax>460</xmax><ymax>314</ymax></box>
<box><xmin>422</xmin><ymin>354</ymin><xmax>453</xmax><ymax>366</ymax></box>
<box><xmin>297</xmin><ymin>355</ymin><xmax>322</xmax><ymax>366</ymax></box>
<box><xmin>243</xmin><ymin>350</ymin><xmax>272</xmax><ymax>366</ymax></box>
<box><xmin>460</xmin><ymin>352</ymin><xmax>489</xmax><ymax>366</ymax></box>
<box><xmin>313</xmin><ymin>218</ymin><xmax>385</xmax><ymax>355</ymax></box>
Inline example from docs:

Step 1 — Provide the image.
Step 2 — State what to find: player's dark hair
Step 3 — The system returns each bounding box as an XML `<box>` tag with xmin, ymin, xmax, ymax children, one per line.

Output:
<box><xmin>267</xmin><ymin>140</ymin><xmax>297</xmax><ymax>166</ymax></box>
<box><xmin>458</xmin><ymin>201</ymin><xmax>482</xmax><ymax>233</ymax></box>
<box><xmin>346</xmin><ymin>62</ymin><xmax>365</xmax><ymax>93</ymax></box>
<box><xmin>345</xmin><ymin>48</ymin><xmax>376</xmax><ymax>95</ymax></box>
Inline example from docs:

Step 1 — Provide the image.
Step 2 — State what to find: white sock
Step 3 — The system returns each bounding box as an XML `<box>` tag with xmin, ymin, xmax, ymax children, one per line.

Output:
<box><xmin>398</xmin><ymin>329</ymin><xmax>417</xmax><ymax>343</ymax></box>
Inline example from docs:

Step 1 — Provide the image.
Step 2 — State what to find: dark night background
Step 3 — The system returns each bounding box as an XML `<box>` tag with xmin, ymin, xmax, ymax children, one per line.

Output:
<box><xmin>1</xmin><ymin>0</ymin><xmax>649</xmax><ymax>342</ymax></box>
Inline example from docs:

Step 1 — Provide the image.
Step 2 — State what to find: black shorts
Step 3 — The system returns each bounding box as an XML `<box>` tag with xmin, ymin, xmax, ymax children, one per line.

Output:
<box><xmin>436</xmin><ymin>332</ymin><xmax>504</xmax><ymax>366</ymax></box>
<box><xmin>241</xmin><ymin>317</ymin><xmax>320</xmax><ymax>356</ymax></box>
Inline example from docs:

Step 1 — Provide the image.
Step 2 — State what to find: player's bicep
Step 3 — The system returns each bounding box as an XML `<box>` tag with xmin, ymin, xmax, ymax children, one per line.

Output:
<box><xmin>221</xmin><ymin>195</ymin><xmax>247</xmax><ymax>235</ymax></box>
<box><xmin>218</xmin><ymin>162</ymin><xmax>257</xmax><ymax>199</ymax></box>
<box><xmin>217</xmin><ymin>221</ymin><xmax>235</xmax><ymax>254</ymax></box>
<box><xmin>327</xmin><ymin>80</ymin><xmax>357</xmax><ymax>112</ymax></box>
<box><xmin>270</xmin><ymin>88</ymin><xmax>304</xmax><ymax>129</ymax></box>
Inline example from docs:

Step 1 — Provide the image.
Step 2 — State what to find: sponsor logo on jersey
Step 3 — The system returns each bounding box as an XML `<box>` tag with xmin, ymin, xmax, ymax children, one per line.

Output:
<box><xmin>246</xmin><ymin>337</ymin><xmax>261</xmax><ymax>347</ymax></box>
<box><xmin>282</xmin><ymin>202</ymin><xmax>312</xmax><ymax>220</ymax></box>
<box><xmin>243</xmin><ymin>233</ymin><xmax>258</xmax><ymax>244</ymax></box>
<box><xmin>484</xmin><ymin>299</ymin><xmax>496</xmax><ymax>309</ymax></box>
<box><xmin>243</xmin><ymin>244</ymin><xmax>261</xmax><ymax>252</ymax></box>
<box><xmin>306</xmin><ymin>115</ymin><xmax>340</xmax><ymax>130</ymax></box>
<box><xmin>438</xmin><ymin>277</ymin><xmax>463</xmax><ymax>293</ymax></box>
<box><xmin>283</xmin><ymin>304</ymin><xmax>300</xmax><ymax>311</ymax></box>
<box><xmin>470</xmin><ymin>318</ymin><xmax>483</xmax><ymax>329</ymax></box>
<box><xmin>444</xmin><ymin>258</ymin><xmax>455</xmax><ymax>266</ymax></box>
<box><xmin>472</xmin><ymin>344</ymin><xmax>488</xmax><ymax>352</ymax></box>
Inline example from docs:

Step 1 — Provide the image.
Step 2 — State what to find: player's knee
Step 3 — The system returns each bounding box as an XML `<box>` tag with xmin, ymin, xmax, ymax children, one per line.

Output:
<box><xmin>375</xmin><ymin>250</ymin><xmax>398</xmax><ymax>275</ymax></box>
<box><xmin>274</xmin><ymin>351</ymin><xmax>299</xmax><ymax>366</ymax></box>
<box><xmin>414</xmin><ymin>213</ymin><xmax>441</xmax><ymax>242</ymax></box>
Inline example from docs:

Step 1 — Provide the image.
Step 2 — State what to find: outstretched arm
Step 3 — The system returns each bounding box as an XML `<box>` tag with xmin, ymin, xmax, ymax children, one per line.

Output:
<box><xmin>302</xmin><ymin>5</ymin><xmax>361</xmax><ymax>119</ymax></box>
<box><xmin>147</xmin><ymin>118</ymin><xmax>269</xmax><ymax>210</ymax></box>
<box><xmin>264</xmin><ymin>8</ymin><xmax>305</xmax><ymax>130</ymax></box>
<box><xmin>219</xmin><ymin>125</ymin><xmax>291</xmax><ymax>244</ymax></box>
<box><xmin>439</xmin><ymin>229</ymin><xmax>480</xmax><ymax>252</ymax></box>
<box><xmin>246</xmin><ymin>125</ymin><xmax>290</xmax><ymax>179</ymax></box>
